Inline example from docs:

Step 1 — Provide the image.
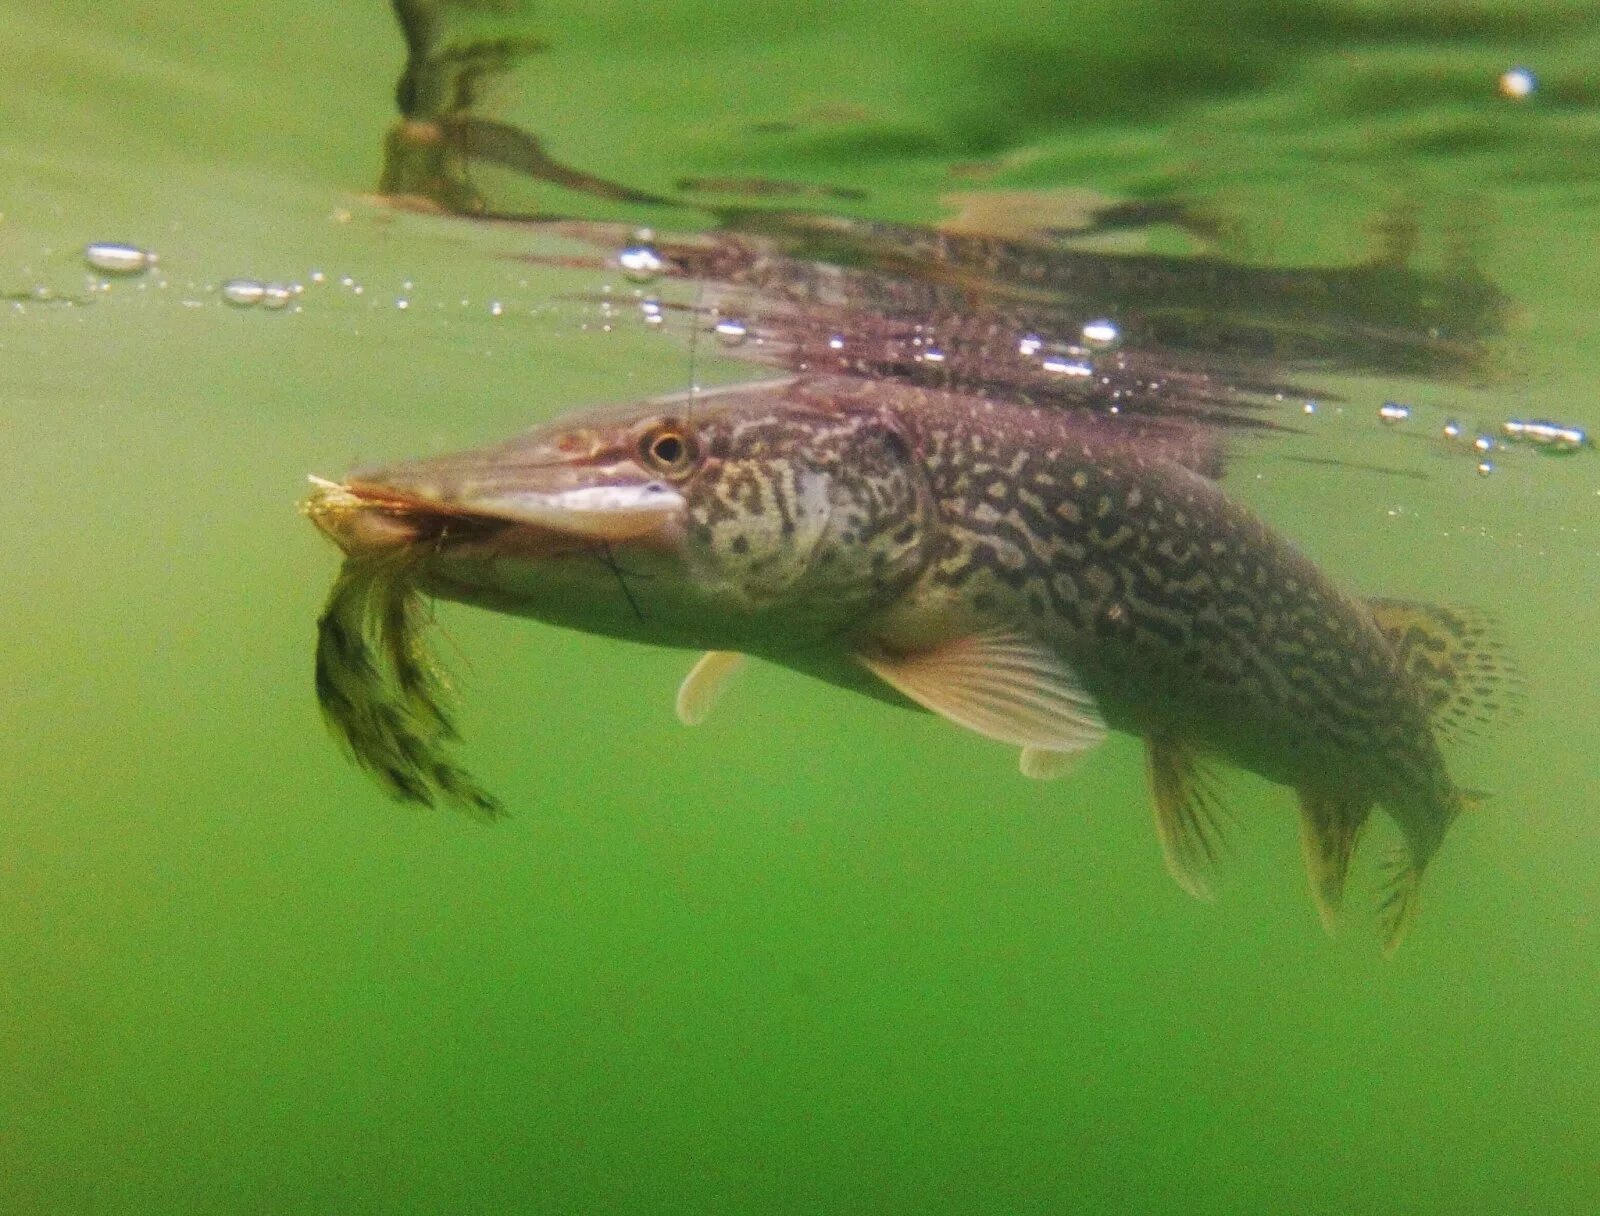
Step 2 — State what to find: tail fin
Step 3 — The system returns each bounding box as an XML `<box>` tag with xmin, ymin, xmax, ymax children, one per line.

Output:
<box><xmin>1375</xmin><ymin>789</ymin><xmax>1483</xmax><ymax>955</ymax></box>
<box><xmin>1376</xmin><ymin>847</ymin><xmax>1422</xmax><ymax>957</ymax></box>
<box><xmin>1367</xmin><ymin>599</ymin><xmax>1522</xmax><ymax>742</ymax></box>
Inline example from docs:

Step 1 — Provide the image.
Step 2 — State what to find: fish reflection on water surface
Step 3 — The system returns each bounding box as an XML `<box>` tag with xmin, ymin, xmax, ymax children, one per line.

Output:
<box><xmin>305</xmin><ymin>368</ymin><xmax>1516</xmax><ymax>954</ymax></box>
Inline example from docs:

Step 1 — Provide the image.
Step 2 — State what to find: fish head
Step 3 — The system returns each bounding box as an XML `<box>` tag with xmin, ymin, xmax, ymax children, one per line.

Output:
<box><xmin>304</xmin><ymin>379</ymin><xmax>936</xmax><ymax>652</ymax></box>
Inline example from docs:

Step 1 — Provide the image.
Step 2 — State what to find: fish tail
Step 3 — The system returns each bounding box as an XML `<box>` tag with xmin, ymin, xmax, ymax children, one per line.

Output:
<box><xmin>1376</xmin><ymin>785</ymin><xmax>1481</xmax><ymax>955</ymax></box>
<box><xmin>1376</xmin><ymin>846</ymin><xmax>1422</xmax><ymax>958</ymax></box>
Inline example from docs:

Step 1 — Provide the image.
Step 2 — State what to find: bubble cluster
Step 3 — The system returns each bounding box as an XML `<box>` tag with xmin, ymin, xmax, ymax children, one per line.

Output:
<box><xmin>220</xmin><ymin>278</ymin><xmax>299</xmax><ymax>309</ymax></box>
<box><xmin>1315</xmin><ymin>385</ymin><xmax>1592</xmax><ymax>479</ymax></box>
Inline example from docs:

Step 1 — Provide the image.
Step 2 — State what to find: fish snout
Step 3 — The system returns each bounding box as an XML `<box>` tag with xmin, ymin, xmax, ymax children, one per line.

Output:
<box><xmin>301</xmin><ymin>475</ymin><xmax>433</xmax><ymax>554</ymax></box>
<box><xmin>305</xmin><ymin>442</ymin><xmax>689</xmax><ymax>555</ymax></box>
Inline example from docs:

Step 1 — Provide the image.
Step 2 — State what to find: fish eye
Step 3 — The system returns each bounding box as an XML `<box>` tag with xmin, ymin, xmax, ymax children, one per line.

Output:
<box><xmin>639</xmin><ymin>423</ymin><xmax>698</xmax><ymax>477</ymax></box>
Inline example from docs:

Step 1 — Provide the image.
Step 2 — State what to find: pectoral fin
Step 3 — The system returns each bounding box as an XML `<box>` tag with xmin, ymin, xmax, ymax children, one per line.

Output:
<box><xmin>675</xmin><ymin>651</ymin><xmax>746</xmax><ymax>725</ymax></box>
<box><xmin>1296</xmin><ymin>789</ymin><xmax>1372</xmax><ymax>934</ymax></box>
<box><xmin>855</xmin><ymin>630</ymin><xmax>1107</xmax><ymax>754</ymax></box>
<box><xmin>1145</xmin><ymin>736</ymin><xmax>1229</xmax><ymax>901</ymax></box>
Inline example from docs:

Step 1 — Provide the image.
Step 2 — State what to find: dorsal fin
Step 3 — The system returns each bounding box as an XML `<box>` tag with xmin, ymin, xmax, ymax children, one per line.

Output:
<box><xmin>1145</xmin><ymin>736</ymin><xmax>1230</xmax><ymax>902</ymax></box>
<box><xmin>1367</xmin><ymin>599</ymin><xmax>1521</xmax><ymax>742</ymax></box>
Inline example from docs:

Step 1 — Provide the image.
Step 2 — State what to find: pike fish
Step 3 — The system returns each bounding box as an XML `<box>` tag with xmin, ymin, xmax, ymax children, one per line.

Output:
<box><xmin>304</xmin><ymin>373</ymin><xmax>1514</xmax><ymax>951</ymax></box>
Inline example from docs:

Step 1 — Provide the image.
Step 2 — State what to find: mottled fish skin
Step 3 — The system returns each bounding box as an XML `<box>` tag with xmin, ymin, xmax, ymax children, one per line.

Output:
<box><xmin>864</xmin><ymin>381</ymin><xmax>1460</xmax><ymax>868</ymax></box>
<box><xmin>311</xmin><ymin>372</ymin><xmax>1483</xmax><ymax>945</ymax></box>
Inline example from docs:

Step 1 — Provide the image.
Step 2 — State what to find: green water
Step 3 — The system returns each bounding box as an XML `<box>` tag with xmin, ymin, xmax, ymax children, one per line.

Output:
<box><xmin>4</xmin><ymin>3</ymin><xmax>1599</xmax><ymax>1212</ymax></box>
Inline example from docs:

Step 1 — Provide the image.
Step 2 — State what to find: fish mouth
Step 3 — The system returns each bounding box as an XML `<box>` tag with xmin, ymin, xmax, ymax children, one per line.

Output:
<box><xmin>302</xmin><ymin>474</ymin><xmax>685</xmax><ymax>556</ymax></box>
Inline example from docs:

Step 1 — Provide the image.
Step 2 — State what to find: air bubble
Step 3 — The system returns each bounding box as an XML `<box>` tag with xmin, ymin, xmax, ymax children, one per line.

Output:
<box><xmin>639</xmin><ymin>298</ymin><xmax>665</xmax><ymax>326</ymax></box>
<box><xmin>1499</xmin><ymin>67</ymin><xmax>1537</xmax><ymax>100</ymax></box>
<box><xmin>1502</xmin><ymin>418</ymin><xmax>1590</xmax><ymax>453</ymax></box>
<box><xmin>714</xmin><ymin>318</ymin><xmax>749</xmax><ymax>346</ymax></box>
<box><xmin>489</xmin><ymin>300</ymin><xmax>504</xmax><ymax>317</ymax></box>
<box><xmin>1442</xmin><ymin>419</ymin><xmax>1463</xmax><ymax>440</ymax></box>
<box><xmin>1081</xmin><ymin>318</ymin><xmax>1120</xmax><ymax>347</ymax></box>
<box><xmin>1041</xmin><ymin>356</ymin><xmax>1093</xmax><ymax>377</ymax></box>
<box><xmin>261</xmin><ymin>283</ymin><xmax>294</xmax><ymax>310</ymax></box>
<box><xmin>1476</xmin><ymin>459</ymin><xmax>1496</xmax><ymax>477</ymax></box>
<box><xmin>221</xmin><ymin>279</ymin><xmax>266</xmax><ymax>307</ymax></box>
<box><xmin>1378</xmin><ymin>401</ymin><xmax>1412</xmax><ymax>425</ymax></box>
<box><xmin>619</xmin><ymin>241</ymin><xmax>665</xmax><ymax>284</ymax></box>
<box><xmin>84</xmin><ymin>242</ymin><xmax>155</xmax><ymax>274</ymax></box>
<box><xmin>1017</xmin><ymin>334</ymin><xmax>1044</xmax><ymax>357</ymax></box>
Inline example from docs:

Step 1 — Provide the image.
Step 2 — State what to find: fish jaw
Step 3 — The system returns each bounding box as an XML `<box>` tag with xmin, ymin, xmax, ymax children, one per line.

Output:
<box><xmin>302</xmin><ymin>434</ymin><xmax>690</xmax><ymax>559</ymax></box>
<box><xmin>302</xmin><ymin>475</ymin><xmax>434</xmax><ymax>555</ymax></box>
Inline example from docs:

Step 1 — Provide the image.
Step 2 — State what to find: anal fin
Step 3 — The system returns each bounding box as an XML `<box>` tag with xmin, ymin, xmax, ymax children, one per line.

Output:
<box><xmin>676</xmin><ymin>651</ymin><xmax>746</xmax><ymax>725</ymax></box>
<box><xmin>1145</xmin><ymin>736</ymin><xmax>1229</xmax><ymax>902</ymax></box>
<box><xmin>1296</xmin><ymin>789</ymin><xmax>1372</xmax><ymax>935</ymax></box>
<box><xmin>1019</xmin><ymin>746</ymin><xmax>1081</xmax><ymax>780</ymax></box>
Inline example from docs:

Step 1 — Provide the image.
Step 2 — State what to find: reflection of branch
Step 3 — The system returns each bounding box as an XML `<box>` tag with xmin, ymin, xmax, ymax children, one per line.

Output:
<box><xmin>697</xmin><ymin>211</ymin><xmax>1505</xmax><ymax>378</ymax></box>
<box><xmin>391</xmin><ymin>0</ymin><xmax>436</xmax><ymax>64</ymax></box>
<box><xmin>453</xmin><ymin>118</ymin><xmax>671</xmax><ymax>206</ymax></box>
<box><xmin>386</xmin><ymin>1</ymin><xmax>673</xmax><ymax>215</ymax></box>
<box><xmin>391</xmin><ymin>0</ymin><xmax>547</xmax><ymax>119</ymax></box>
<box><xmin>375</xmin><ymin>3</ymin><xmax>1502</xmax><ymax>385</ymax></box>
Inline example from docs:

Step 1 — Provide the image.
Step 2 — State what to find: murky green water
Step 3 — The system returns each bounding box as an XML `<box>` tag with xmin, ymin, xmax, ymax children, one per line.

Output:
<box><xmin>4</xmin><ymin>3</ymin><xmax>1598</xmax><ymax>1212</ymax></box>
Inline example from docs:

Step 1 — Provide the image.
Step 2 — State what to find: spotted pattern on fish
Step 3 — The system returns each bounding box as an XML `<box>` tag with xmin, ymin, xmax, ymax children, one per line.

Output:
<box><xmin>680</xmin><ymin>402</ymin><xmax>934</xmax><ymax>624</ymax></box>
<box><xmin>309</xmin><ymin>373</ymin><xmax>1511</xmax><ymax>948</ymax></box>
<box><xmin>881</xmin><ymin>383</ymin><xmax>1463</xmax><ymax>863</ymax></box>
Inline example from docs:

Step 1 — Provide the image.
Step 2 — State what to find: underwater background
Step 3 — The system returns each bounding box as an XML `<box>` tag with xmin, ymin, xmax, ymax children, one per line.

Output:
<box><xmin>3</xmin><ymin>2</ymin><xmax>1598</xmax><ymax>1211</ymax></box>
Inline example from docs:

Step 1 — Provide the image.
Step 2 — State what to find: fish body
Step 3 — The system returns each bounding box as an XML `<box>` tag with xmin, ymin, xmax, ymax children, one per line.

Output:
<box><xmin>307</xmin><ymin>374</ymin><xmax>1509</xmax><ymax>949</ymax></box>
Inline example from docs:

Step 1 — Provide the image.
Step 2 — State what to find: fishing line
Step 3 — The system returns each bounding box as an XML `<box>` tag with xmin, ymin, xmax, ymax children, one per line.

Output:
<box><xmin>686</xmin><ymin>278</ymin><xmax>705</xmax><ymax>427</ymax></box>
<box><xmin>595</xmin><ymin>541</ymin><xmax>645</xmax><ymax>623</ymax></box>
